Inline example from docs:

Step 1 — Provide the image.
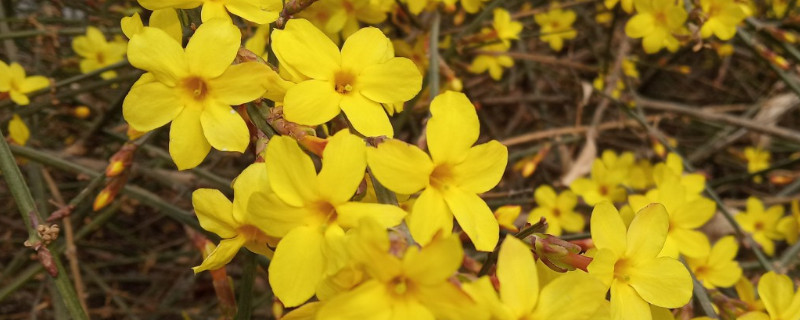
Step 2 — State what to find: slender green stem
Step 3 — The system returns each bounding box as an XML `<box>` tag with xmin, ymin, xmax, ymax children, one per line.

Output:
<box><xmin>235</xmin><ymin>251</ymin><xmax>257</xmax><ymax>320</ymax></box>
<box><xmin>738</xmin><ymin>28</ymin><xmax>800</xmax><ymax>102</ymax></box>
<box><xmin>682</xmin><ymin>258</ymin><xmax>719</xmax><ymax>319</ymax></box>
<box><xmin>428</xmin><ymin>12</ymin><xmax>441</xmax><ymax>100</ymax></box>
<box><xmin>0</xmin><ymin>131</ymin><xmax>88</xmax><ymax>319</ymax></box>
<box><xmin>0</xmin><ymin>27</ymin><xmax>122</xmax><ymax>40</ymax></box>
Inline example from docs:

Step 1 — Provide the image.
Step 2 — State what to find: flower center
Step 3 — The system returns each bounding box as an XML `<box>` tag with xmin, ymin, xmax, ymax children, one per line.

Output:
<box><xmin>389</xmin><ymin>275</ymin><xmax>414</xmax><ymax>297</ymax></box>
<box><xmin>429</xmin><ymin>164</ymin><xmax>454</xmax><ymax>190</ymax></box>
<box><xmin>552</xmin><ymin>208</ymin><xmax>561</xmax><ymax>217</ymax></box>
<box><xmin>334</xmin><ymin>71</ymin><xmax>356</xmax><ymax>95</ymax></box>
<box><xmin>181</xmin><ymin>76</ymin><xmax>210</xmax><ymax>101</ymax></box>
<box><xmin>237</xmin><ymin>224</ymin><xmax>270</xmax><ymax>243</ymax></box>
<box><xmin>96</xmin><ymin>51</ymin><xmax>106</xmax><ymax>64</ymax></box>
<box><xmin>754</xmin><ymin>221</ymin><xmax>765</xmax><ymax>231</ymax></box>
<box><xmin>613</xmin><ymin>258</ymin><xmax>633</xmax><ymax>283</ymax></box>
<box><xmin>313</xmin><ymin>200</ymin><xmax>338</xmax><ymax>225</ymax></box>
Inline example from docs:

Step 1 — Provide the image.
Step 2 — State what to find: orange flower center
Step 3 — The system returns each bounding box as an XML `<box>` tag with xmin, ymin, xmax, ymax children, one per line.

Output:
<box><xmin>389</xmin><ymin>275</ymin><xmax>415</xmax><ymax>296</ymax></box>
<box><xmin>613</xmin><ymin>258</ymin><xmax>633</xmax><ymax>283</ymax></box>
<box><xmin>334</xmin><ymin>71</ymin><xmax>356</xmax><ymax>95</ymax></box>
<box><xmin>182</xmin><ymin>76</ymin><xmax>210</xmax><ymax>101</ymax></box>
<box><xmin>430</xmin><ymin>164</ymin><xmax>454</xmax><ymax>190</ymax></box>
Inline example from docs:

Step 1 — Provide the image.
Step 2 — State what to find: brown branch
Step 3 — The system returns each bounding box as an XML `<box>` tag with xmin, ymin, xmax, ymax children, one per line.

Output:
<box><xmin>500</xmin><ymin>115</ymin><xmax>666</xmax><ymax>146</ymax></box>
<box><xmin>274</xmin><ymin>0</ymin><xmax>320</xmax><ymax>29</ymax></box>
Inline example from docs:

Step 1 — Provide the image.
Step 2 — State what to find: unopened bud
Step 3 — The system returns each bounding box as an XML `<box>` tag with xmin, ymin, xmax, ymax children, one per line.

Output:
<box><xmin>531</xmin><ymin>234</ymin><xmax>592</xmax><ymax>272</ymax></box>
<box><xmin>73</xmin><ymin>106</ymin><xmax>91</xmax><ymax>119</ymax></box>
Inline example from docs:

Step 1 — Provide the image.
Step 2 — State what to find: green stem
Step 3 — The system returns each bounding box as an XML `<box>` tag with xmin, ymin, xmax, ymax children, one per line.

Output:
<box><xmin>428</xmin><ymin>12</ymin><xmax>441</xmax><ymax>100</ymax></box>
<box><xmin>235</xmin><ymin>251</ymin><xmax>257</xmax><ymax>320</ymax></box>
<box><xmin>0</xmin><ymin>131</ymin><xmax>88</xmax><ymax>319</ymax></box>
<box><xmin>682</xmin><ymin>259</ymin><xmax>719</xmax><ymax>319</ymax></box>
<box><xmin>0</xmin><ymin>27</ymin><xmax>122</xmax><ymax>40</ymax></box>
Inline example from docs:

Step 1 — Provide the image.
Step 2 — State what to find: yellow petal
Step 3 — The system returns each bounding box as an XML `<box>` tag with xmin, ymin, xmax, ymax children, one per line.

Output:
<box><xmin>588</xmin><ymin>248</ymin><xmax>618</xmax><ymax>288</ymax></box>
<box><xmin>265</xmin><ymin>135</ymin><xmax>319</xmax><ymax>207</ymax></box>
<box><xmin>283</xmin><ymin>80</ymin><xmax>343</xmax><ymax>126</ymax></box>
<box><xmin>128</xmin><ymin>27</ymin><xmax>187</xmax><ymax>85</ymax></box>
<box><xmin>341</xmin><ymin>27</ymin><xmax>393</xmax><ymax>74</ymax></box>
<box><xmin>497</xmin><ymin>236</ymin><xmax>538</xmax><ymax>317</ymax></box>
<box><xmin>531</xmin><ymin>272</ymin><xmax>607</xmax><ymax>320</ymax></box>
<box><xmin>185</xmin><ymin>19</ymin><xmax>240</xmax><ymax>79</ymax></box>
<box><xmin>192</xmin><ymin>188</ymin><xmax>237</xmax><ymax>238</ymax></box>
<box><xmin>758</xmin><ymin>272</ymin><xmax>794</xmax><ymax>318</ymax></box>
<box><xmin>340</xmin><ymin>93</ymin><xmax>393</xmax><ymax>137</ymax></box>
<box><xmin>610</xmin><ymin>281</ymin><xmax>651</xmax><ymax>320</ymax></box>
<box><xmin>442</xmin><ymin>187</ymin><xmax>499</xmax><ymax>251</ymax></box>
<box><xmin>451</xmin><ymin>141</ymin><xmax>507</xmax><ymax>194</ymax></box>
<box><xmin>9</xmin><ymin>90</ymin><xmax>30</xmax><ymax>105</ymax></box>
<box><xmin>122</xmin><ymin>81</ymin><xmax>183</xmax><ymax>132</ymax></box>
<box><xmin>359</xmin><ymin>58</ymin><xmax>422</xmax><ymax>103</ymax></box>
<box><xmin>404</xmin><ymin>235</ymin><xmax>463</xmax><ymax>285</ymax></box>
<box><xmin>667</xmin><ymin>228</ymin><xmax>710</xmax><ymax>258</ymax></box>
<box><xmin>417</xmin><ymin>282</ymin><xmax>484</xmax><ymax>320</ymax></box>
<box><xmin>317</xmin><ymin>130</ymin><xmax>366</xmax><ymax>203</ymax></box>
<box><xmin>590</xmin><ymin>202</ymin><xmax>627</xmax><ymax>256</ymax></box>
<box><xmin>628</xmin><ymin>257</ymin><xmax>692</xmax><ymax>308</ymax></box>
<box><xmin>366</xmin><ymin>139</ymin><xmax>433</xmax><ymax>195</ymax></box>
<box><xmin>193</xmin><ymin>235</ymin><xmax>247</xmax><ymax>273</ymax></box>
<box><xmin>408</xmin><ymin>188</ymin><xmax>453</xmax><ymax>246</ymax></box>
<box><xmin>138</xmin><ymin>0</ymin><xmax>203</xmax><ymax>9</ymax></box>
<box><xmin>534</xmin><ymin>185</ymin><xmax>558</xmax><ymax>208</ymax></box>
<box><xmin>317</xmin><ymin>281</ymin><xmax>393</xmax><ymax>320</ymax></box>
<box><xmin>0</xmin><ymin>60</ymin><xmax>9</xmax><ymax>91</ymax></box>
<box><xmin>427</xmin><ymin>91</ymin><xmax>479</xmax><ymax>164</ymax></box>
<box><xmin>208</xmin><ymin>62</ymin><xmax>271</xmax><ymax>105</ymax></box>
<box><xmin>626</xmin><ymin>203</ymin><xmax>669</xmax><ymax>259</ymax></box>
<box><xmin>625</xmin><ymin>13</ymin><xmax>655</xmax><ymax>38</ymax></box>
<box><xmin>247</xmin><ymin>191</ymin><xmax>311</xmax><ymax>237</ymax></box>
<box><xmin>707</xmin><ymin>236</ymin><xmax>738</xmax><ymax>266</ymax></box>
<box><xmin>8</xmin><ymin>114</ymin><xmax>29</xmax><ymax>145</ymax></box>
<box><xmin>226</xmin><ymin>0</ymin><xmax>281</xmax><ymax>24</ymax></box>
<box><xmin>170</xmin><ymin>106</ymin><xmax>211</xmax><ymax>170</ymax></box>
<box><xmin>672</xmin><ymin>198</ymin><xmax>715</xmax><ymax>228</ymax></box>
<box><xmin>201</xmin><ymin>2</ymin><xmax>232</xmax><ymax>22</ymax></box>
<box><xmin>150</xmin><ymin>9</ymin><xmax>183</xmax><ymax>43</ymax></box>
<box><xmin>20</xmin><ymin>76</ymin><xmax>49</xmax><ymax>93</ymax></box>
<box><xmin>335</xmin><ymin>202</ymin><xmax>406</xmax><ymax>229</ymax></box>
<box><xmin>199</xmin><ymin>101</ymin><xmax>249</xmax><ymax>153</ymax></box>
<box><xmin>269</xmin><ymin>226</ymin><xmax>325</xmax><ymax>307</ymax></box>
<box><xmin>272</xmin><ymin>19</ymin><xmax>341</xmax><ymax>80</ymax></box>
<box><xmin>121</xmin><ymin>13</ymin><xmax>144</xmax><ymax>39</ymax></box>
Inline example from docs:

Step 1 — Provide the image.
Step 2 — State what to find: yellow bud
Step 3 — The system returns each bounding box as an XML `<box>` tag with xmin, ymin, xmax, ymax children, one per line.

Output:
<box><xmin>73</xmin><ymin>106</ymin><xmax>91</xmax><ymax>119</ymax></box>
<box><xmin>106</xmin><ymin>160</ymin><xmax>126</xmax><ymax>177</ymax></box>
<box><xmin>93</xmin><ymin>188</ymin><xmax>113</xmax><ymax>211</ymax></box>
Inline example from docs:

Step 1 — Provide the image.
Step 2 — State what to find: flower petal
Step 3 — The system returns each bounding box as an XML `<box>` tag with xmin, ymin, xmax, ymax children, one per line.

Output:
<box><xmin>335</xmin><ymin>202</ymin><xmax>406</xmax><ymax>229</ymax></box>
<box><xmin>247</xmin><ymin>191</ymin><xmax>312</xmax><ymax>237</ymax></box>
<box><xmin>272</xmin><ymin>19</ymin><xmax>341</xmax><ymax>80</ymax></box>
<box><xmin>169</xmin><ymin>106</ymin><xmax>211</xmax><ymax>170</ymax></box>
<box><xmin>316</xmin><ymin>130</ymin><xmax>367</xmax><ymax>203</ymax></box>
<box><xmin>192</xmin><ymin>235</ymin><xmax>247</xmax><ymax>273</ymax></box>
<box><xmin>340</xmin><ymin>93</ymin><xmax>393</xmax><ymax>137</ymax></box>
<box><xmin>408</xmin><ymin>188</ymin><xmax>453</xmax><ymax>246</ymax></box>
<box><xmin>20</xmin><ymin>76</ymin><xmax>49</xmax><ymax>94</ymax></box>
<box><xmin>226</xmin><ymin>0</ymin><xmax>281</xmax><ymax>24</ymax></box>
<box><xmin>358</xmin><ymin>58</ymin><xmax>422</xmax><ymax>103</ymax></box>
<box><xmin>317</xmin><ymin>281</ymin><xmax>393</xmax><ymax>320</ymax></box>
<box><xmin>667</xmin><ymin>228</ymin><xmax>710</xmax><ymax>258</ymax></box>
<box><xmin>404</xmin><ymin>235</ymin><xmax>463</xmax><ymax>285</ymax></box>
<box><xmin>128</xmin><ymin>27</ymin><xmax>186</xmax><ymax>85</ymax></box>
<box><xmin>758</xmin><ymin>272</ymin><xmax>794</xmax><ymax>318</ymax></box>
<box><xmin>497</xmin><ymin>237</ymin><xmax>538</xmax><ymax>317</ymax></box>
<box><xmin>138</xmin><ymin>0</ymin><xmax>203</xmax><ymax>9</ymax></box>
<box><xmin>208</xmin><ymin>62</ymin><xmax>271</xmax><ymax>105</ymax></box>
<box><xmin>269</xmin><ymin>226</ymin><xmax>326</xmax><ymax>307</ymax></box>
<box><xmin>200</xmin><ymin>101</ymin><xmax>249</xmax><ymax>153</ymax></box>
<box><xmin>610</xmin><ymin>281</ymin><xmax>651</xmax><ymax>320</ymax></box>
<box><xmin>185</xmin><ymin>19</ymin><xmax>240</xmax><ymax>79</ymax></box>
<box><xmin>427</xmin><ymin>91</ymin><xmax>479</xmax><ymax>164</ymax></box>
<box><xmin>590</xmin><ymin>202</ymin><xmax>627</xmax><ymax>256</ymax></box>
<box><xmin>531</xmin><ymin>272</ymin><xmax>607</xmax><ymax>320</ymax></box>
<box><xmin>587</xmin><ymin>248</ymin><xmax>618</xmax><ymax>288</ymax></box>
<box><xmin>192</xmin><ymin>188</ymin><xmax>237</xmax><ymax>238</ymax></box>
<box><xmin>626</xmin><ymin>203</ymin><xmax>669</xmax><ymax>260</ymax></box>
<box><xmin>150</xmin><ymin>9</ymin><xmax>183</xmax><ymax>42</ymax></box>
<box><xmin>534</xmin><ymin>185</ymin><xmax>558</xmax><ymax>208</ymax></box>
<box><xmin>283</xmin><ymin>80</ymin><xmax>343</xmax><ymax>126</ymax></box>
<box><xmin>451</xmin><ymin>141</ymin><xmax>507</xmax><ymax>194</ymax></box>
<box><xmin>122</xmin><ymin>81</ymin><xmax>183</xmax><ymax>132</ymax></box>
<box><xmin>341</xmin><ymin>27</ymin><xmax>393</xmax><ymax>74</ymax></box>
<box><xmin>265</xmin><ymin>135</ymin><xmax>319</xmax><ymax>207</ymax></box>
<box><xmin>628</xmin><ymin>257</ymin><xmax>693</xmax><ymax>308</ymax></box>
<box><xmin>366</xmin><ymin>139</ymin><xmax>433</xmax><ymax>195</ymax></box>
<box><xmin>442</xmin><ymin>187</ymin><xmax>499</xmax><ymax>251</ymax></box>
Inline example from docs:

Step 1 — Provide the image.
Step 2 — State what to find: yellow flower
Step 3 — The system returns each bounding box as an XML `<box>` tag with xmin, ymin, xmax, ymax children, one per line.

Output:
<box><xmin>625</xmin><ymin>0</ymin><xmax>688</xmax><ymax>53</ymax></box>
<box><xmin>8</xmin><ymin>114</ymin><xmax>30</xmax><ymax>146</ymax></box>
<box><xmin>493</xmin><ymin>8</ymin><xmax>523</xmax><ymax>46</ymax></box>
<box><xmin>299</xmin><ymin>0</ymin><xmax>392</xmax><ymax>40</ymax></box>
<box><xmin>248</xmin><ymin>130</ymin><xmax>407</xmax><ymax>307</ymax></box>
<box><xmin>72</xmin><ymin>26</ymin><xmax>127</xmax><ymax>79</ymax></box>
<box><xmin>622</xmin><ymin>58</ymin><xmax>640</xmax><ymax>79</ymax></box>
<box><xmin>121</xmin><ymin>9</ymin><xmax>182</xmax><ymax>42</ymax></box>
<box><xmin>244</xmin><ymin>24</ymin><xmax>270</xmax><ymax>60</ymax></box>
<box><xmin>192</xmin><ymin>164</ymin><xmax>277</xmax><ymax>272</ymax></box>
<box><xmin>777</xmin><ymin>200</ymin><xmax>800</xmax><ymax>244</ymax></box>
<box><xmin>735</xmin><ymin>197</ymin><xmax>785</xmax><ymax>256</ymax></box>
<box><xmin>0</xmin><ymin>61</ymin><xmax>50</xmax><ymax>105</ymax></box>
<box><xmin>629</xmin><ymin>169</ymin><xmax>715</xmax><ymax>258</ymax></box>
<box><xmin>271</xmin><ymin>19</ymin><xmax>422</xmax><ymax>137</ymax></box>
<box><xmin>534</xmin><ymin>7</ymin><xmax>578</xmax><ymax>51</ymax></box>
<box><xmin>606</xmin><ymin>0</ymin><xmax>634</xmax><ymax>13</ymax></box>
<box><xmin>654</xmin><ymin>153</ymin><xmax>706</xmax><ymax>199</ymax></box>
<box><xmin>587</xmin><ymin>202</ymin><xmax>693</xmax><ymax>320</ymax></box>
<box><xmin>735</xmin><ymin>276</ymin><xmax>765</xmax><ymax>314</ymax></box>
<box><xmin>528</xmin><ymin>185</ymin><xmax>585</xmax><ymax>236</ymax></box>
<box><xmin>628</xmin><ymin>159</ymin><xmax>655</xmax><ymax>190</ymax></box>
<box><xmin>738</xmin><ymin>272</ymin><xmax>800</xmax><ymax>320</ymax></box>
<box><xmin>700</xmin><ymin>0</ymin><xmax>747</xmax><ymax>40</ymax></box>
<box><xmin>392</xmin><ymin>38</ymin><xmax>428</xmax><ymax>74</ymax></box>
<box><xmin>137</xmin><ymin>0</ymin><xmax>281</xmax><ymax>24</ymax></box>
<box><xmin>315</xmin><ymin>218</ymin><xmax>482</xmax><ymax>319</ymax></box>
<box><xmin>685</xmin><ymin>236</ymin><xmax>742</xmax><ymax>289</ymax></box>
<box><xmin>466</xmin><ymin>237</ymin><xmax>607</xmax><ymax>320</ymax></box>
<box><xmin>570</xmin><ymin>157</ymin><xmax>628</xmax><ymax>206</ymax></box>
<box><xmin>367</xmin><ymin>91</ymin><xmax>508</xmax><ymax>251</ymax></box>
<box><xmin>745</xmin><ymin>147</ymin><xmax>770</xmax><ymax>183</ymax></box>
<box><xmin>122</xmin><ymin>20</ymin><xmax>273</xmax><ymax>170</ymax></box>
<box><xmin>468</xmin><ymin>42</ymin><xmax>514</xmax><ymax>81</ymax></box>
